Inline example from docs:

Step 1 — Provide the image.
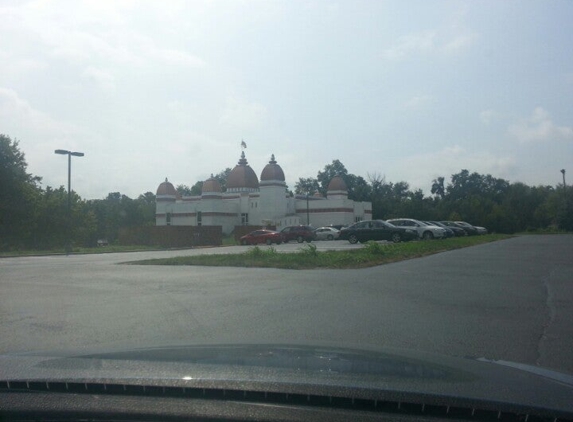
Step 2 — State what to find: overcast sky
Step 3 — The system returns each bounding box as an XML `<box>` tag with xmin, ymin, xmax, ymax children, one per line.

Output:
<box><xmin>1</xmin><ymin>0</ymin><xmax>572</xmax><ymax>199</ymax></box>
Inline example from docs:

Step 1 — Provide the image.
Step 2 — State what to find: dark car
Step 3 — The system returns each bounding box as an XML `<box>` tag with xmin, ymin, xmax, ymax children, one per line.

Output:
<box><xmin>280</xmin><ymin>225</ymin><xmax>315</xmax><ymax>243</ymax></box>
<box><xmin>441</xmin><ymin>221</ymin><xmax>478</xmax><ymax>236</ymax></box>
<box><xmin>426</xmin><ymin>221</ymin><xmax>466</xmax><ymax>237</ymax></box>
<box><xmin>240</xmin><ymin>229</ymin><xmax>282</xmax><ymax>245</ymax></box>
<box><xmin>339</xmin><ymin>220</ymin><xmax>418</xmax><ymax>244</ymax></box>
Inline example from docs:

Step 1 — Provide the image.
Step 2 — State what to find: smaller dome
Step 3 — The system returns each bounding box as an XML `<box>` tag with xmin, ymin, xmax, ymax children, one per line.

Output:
<box><xmin>156</xmin><ymin>178</ymin><xmax>177</xmax><ymax>196</ymax></box>
<box><xmin>327</xmin><ymin>175</ymin><xmax>348</xmax><ymax>192</ymax></box>
<box><xmin>260</xmin><ymin>154</ymin><xmax>285</xmax><ymax>182</ymax></box>
<box><xmin>202</xmin><ymin>174</ymin><xmax>222</xmax><ymax>194</ymax></box>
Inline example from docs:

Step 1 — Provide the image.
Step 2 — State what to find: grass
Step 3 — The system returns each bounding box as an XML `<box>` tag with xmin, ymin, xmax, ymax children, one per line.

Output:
<box><xmin>130</xmin><ymin>234</ymin><xmax>513</xmax><ymax>270</ymax></box>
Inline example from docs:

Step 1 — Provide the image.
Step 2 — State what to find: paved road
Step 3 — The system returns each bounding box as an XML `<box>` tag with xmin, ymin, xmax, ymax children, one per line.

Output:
<box><xmin>1</xmin><ymin>235</ymin><xmax>572</xmax><ymax>374</ymax></box>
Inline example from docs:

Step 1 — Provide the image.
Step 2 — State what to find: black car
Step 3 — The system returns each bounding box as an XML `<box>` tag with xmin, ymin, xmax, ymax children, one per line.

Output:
<box><xmin>441</xmin><ymin>221</ymin><xmax>478</xmax><ymax>236</ymax></box>
<box><xmin>280</xmin><ymin>225</ymin><xmax>316</xmax><ymax>243</ymax></box>
<box><xmin>339</xmin><ymin>220</ymin><xmax>418</xmax><ymax>244</ymax></box>
<box><xmin>426</xmin><ymin>221</ymin><xmax>466</xmax><ymax>237</ymax></box>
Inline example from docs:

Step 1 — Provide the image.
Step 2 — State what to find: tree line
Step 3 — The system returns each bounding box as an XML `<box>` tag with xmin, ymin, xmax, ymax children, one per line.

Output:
<box><xmin>1</xmin><ymin>134</ymin><xmax>571</xmax><ymax>251</ymax></box>
<box><xmin>294</xmin><ymin>159</ymin><xmax>572</xmax><ymax>233</ymax></box>
<box><xmin>1</xmin><ymin>135</ymin><xmax>156</xmax><ymax>251</ymax></box>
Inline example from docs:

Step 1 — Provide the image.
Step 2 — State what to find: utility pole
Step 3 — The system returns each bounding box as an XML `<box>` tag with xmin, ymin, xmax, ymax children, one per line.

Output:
<box><xmin>561</xmin><ymin>169</ymin><xmax>566</xmax><ymax>188</ymax></box>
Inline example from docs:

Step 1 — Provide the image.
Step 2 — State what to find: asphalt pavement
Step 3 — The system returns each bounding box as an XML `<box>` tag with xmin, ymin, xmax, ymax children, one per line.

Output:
<box><xmin>1</xmin><ymin>235</ymin><xmax>572</xmax><ymax>374</ymax></box>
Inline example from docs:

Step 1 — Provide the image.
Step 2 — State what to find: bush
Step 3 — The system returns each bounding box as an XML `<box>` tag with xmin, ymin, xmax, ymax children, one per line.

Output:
<box><xmin>298</xmin><ymin>243</ymin><xmax>318</xmax><ymax>257</ymax></box>
<box><xmin>364</xmin><ymin>241</ymin><xmax>385</xmax><ymax>255</ymax></box>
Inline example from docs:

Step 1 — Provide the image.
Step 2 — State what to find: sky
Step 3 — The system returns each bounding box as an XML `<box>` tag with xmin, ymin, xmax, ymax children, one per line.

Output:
<box><xmin>1</xmin><ymin>0</ymin><xmax>572</xmax><ymax>199</ymax></box>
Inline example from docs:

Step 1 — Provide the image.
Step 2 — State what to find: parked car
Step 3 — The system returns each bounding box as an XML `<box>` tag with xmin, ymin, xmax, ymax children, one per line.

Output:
<box><xmin>386</xmin><ymin>218</ymin><xmax>446</xmax><ymax>240</ymax></box>
<box><xmin>240</xmin><ymin>229</ymin><xmax>282</xmax><ymax>245</ymax></box>
<box><xmin>339</xmin><ymin>220</ymin><xmax>418</xmax><ymax>244</ymax></box>
<box><xmin>280</xmin><ymin>225</ymin><xmax>316</xmax><ymax>243</ymax></box>
<box><xmin>425</xmin><ymin>221</ymin><xmax>466</xmax><ymax>237</ymax></box>
<box><xmin>439</xmin><ymin>221</ymin><xmax>476</xmax><ymax>235</ymax></box>
<box><xmin>314</xmin><ymin>226</ymin><xmax>340</xmax><ymax>240</ymax></box>
<box><xmin>423</xmin><ymin>221</ymin><xmax>455</xmax><ymax>238</ymax></box>
<box><xmin>452</xmin><ymin>221</ymin><xmax>481</xmax><ymax>236</ymax></box>
<box><xmin>327</xmin><ymin>224</ymin><xmax>346</xmax><ymax>230</ymax></box>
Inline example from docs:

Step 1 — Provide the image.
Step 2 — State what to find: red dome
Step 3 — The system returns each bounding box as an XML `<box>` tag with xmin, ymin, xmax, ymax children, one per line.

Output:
<box><xmin>227</xmin><ymin>152</ymin><xmax>259</xmax><ymax>190</ymax></box>
<box><xmin>260</xmin><ymin>154</ymin><xmax>285</xmax><ymax>182</ymax></box>
<box><xmin>202</xmin><ymin>176</ymin><xmax>222</xmax><ymax>193</ymax></box>
<box><xmin>156</xmin><ymin>178</ymin><xmax>177</xmax><ymax>196</ymax></box>
<box><xmin>327</xmin><ymin>176</ymin><xmax>347</xmax><ymax>192</ymax></box>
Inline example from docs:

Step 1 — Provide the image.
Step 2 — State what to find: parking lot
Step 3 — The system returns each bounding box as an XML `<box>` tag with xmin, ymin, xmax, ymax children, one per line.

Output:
<box><xmin>1</xmin><ymin>235</ymin><xmax>572</xmax><ymax>374</ymax></box>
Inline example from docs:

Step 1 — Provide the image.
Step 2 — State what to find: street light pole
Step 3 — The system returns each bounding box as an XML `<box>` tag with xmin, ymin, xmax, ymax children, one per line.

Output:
<box><xmin>306</xmin><ymin>194</ymin><xmax>310</xmax><ymax>225</ymax></box>
<box><xmin>55</xmin><ymin>149</ymin><xmax>84</xmax><ymax>255</ymax></box>
<box><xmin>561</xmin><ymin>169</ymin><xmax>566</xmax><ymax>188</ymax></box>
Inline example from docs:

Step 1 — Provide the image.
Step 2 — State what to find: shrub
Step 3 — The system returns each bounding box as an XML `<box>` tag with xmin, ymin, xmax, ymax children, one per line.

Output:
<box><xmin>298</xmin><ymin>243</ymin><xmax>318</xmax><ymax>257</ymax></box>
<box><xmin>364</xmin><ymin>241</ymin><xmax>385</xmax><ymax>255</ymax></box>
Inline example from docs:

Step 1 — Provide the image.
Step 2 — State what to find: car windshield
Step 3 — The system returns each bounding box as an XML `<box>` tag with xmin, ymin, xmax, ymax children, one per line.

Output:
<box><xmin>2</xmin><ymin>0</ymin><xmax>573</xmax><ymax>416</ymax></box>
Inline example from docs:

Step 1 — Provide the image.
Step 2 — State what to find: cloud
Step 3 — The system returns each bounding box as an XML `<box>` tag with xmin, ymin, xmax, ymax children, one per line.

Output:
<box><xmin>479</xmin><ymin>109</ymin><xmax>501</xmax><ymax>125</ymax></box>
<box><xmin>218</xmin><ymin>97</ymin><xmax>269</xmax><ymax>131</ymax></box>
<box><xmin>384</xmin><ymin>28</ymin><xmax>477</xmax><ymax>61</ymax></box>
<box><xmin>442</xmin><ymin>32</ymin><xmax>478</xmax><ymax>54</ymax></box>
<box><xmin>82</xmin><ymin>66</ymin><xmax>116</xmax><ymax>92</ymax></box>
<box><xmin>403</xmin><ymin>95</ymin><xmax>433</xmax><ymax>110</ymax></box>
<box><xmin>151</xmin><ymin>48</ymin><xmax>206</xmax><ymax>68</ymax></box>
<box><xmin>0</xmin><ymin>87</ymin><xmax>80</xmax><ymax>138</ymax></box>
<box><xmin>384</xmin><ymin>31</ymin><xmax>436</xmax><ymax>60</ymax></box>
<box><xmin>383</xmin><ymin>6</ymin><xmax>477</xmax><ymax>61</ymax></box>
<box><xmin>508</xmin><ymin>107</ymin><xmax>573</xmax><ymax>143</ymax></box>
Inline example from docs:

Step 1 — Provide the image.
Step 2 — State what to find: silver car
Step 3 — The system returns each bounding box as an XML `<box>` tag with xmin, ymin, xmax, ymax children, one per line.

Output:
<box><xmin>386</xmin><ymin>218</ymin><xmax>446</xmax><ymax>240</ymax></box>
<box><xmin>313</xmin><ymin>227</ymin><xmax>340</xmax><ymax>241</ymax></box>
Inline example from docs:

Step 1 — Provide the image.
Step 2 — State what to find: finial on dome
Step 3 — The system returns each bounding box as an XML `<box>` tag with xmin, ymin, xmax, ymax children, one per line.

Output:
<box><xmin>238</xmin><ymin>151</ymin><xmax>248</xmax><ymax>165</ymax></box>
<box><xmin>165</xmin><ymin>177</ymin><xmax>168</xmax><ymax>182</ymax></box>
<box><xmin>269</xmin><ymin>154</ymin><xmax>276</xmax><ymax>164</ymax></box>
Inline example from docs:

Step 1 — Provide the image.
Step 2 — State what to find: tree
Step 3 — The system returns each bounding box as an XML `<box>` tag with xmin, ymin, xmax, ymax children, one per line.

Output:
<box><xmin>0</xmin><ymin>134</ymin><xmax>42</xmax><ymax>249</ymax></box>
<box><xmin>176</xmin><ymin>184</ymin><xmax>195</xmax><ymax>196</ymax></box>
<box><xmin>295</xmin><ymin>177</ymin><xmax>320</xmax><ymax>195</ymax></box>
<box><xmin>431</xmin><ymin>176</ymin><xmax>445</xmax><ymax>199</ymax></box>
<box><xmin>317</xmin><ymin>159</ymin><xmax>348</xmax><ymax>195</ymax></box>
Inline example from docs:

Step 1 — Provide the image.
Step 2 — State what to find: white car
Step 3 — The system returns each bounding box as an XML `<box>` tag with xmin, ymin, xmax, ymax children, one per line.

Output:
<box><xmin>386</xmin><ymin>218</ymin><xmax>446</xmax><ymax>240</ymax></box>
<box><xmin>313</xmin><ymin>227</ymin><xmax>340</xmax><ymax>240</ymax></box>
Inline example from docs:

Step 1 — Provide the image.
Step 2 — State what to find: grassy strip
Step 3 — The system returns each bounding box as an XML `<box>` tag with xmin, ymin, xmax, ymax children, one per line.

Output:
<box><xmin>130</xmin><ymin>234</ymin><xmax>513</xmax><ymax>269</ymax></box>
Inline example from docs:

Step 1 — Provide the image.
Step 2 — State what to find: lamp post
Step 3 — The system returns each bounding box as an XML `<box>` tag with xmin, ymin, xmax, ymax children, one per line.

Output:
<box><xmin>306</xmin><ymin>194</ymin><xmax>310</xmax><ymax>225</ymax></box>
<box><xmin>55</xmin><ymin>149</ymin><xmax>84</xmax><ymax>255</ymax></box>
<box><xmin>561</xmin><ymin>169</ymin><xmax>566</xmax><ymax>188</ymax></box>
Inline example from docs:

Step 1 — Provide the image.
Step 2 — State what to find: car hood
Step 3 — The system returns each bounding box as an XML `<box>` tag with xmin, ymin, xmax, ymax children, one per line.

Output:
<box><xmin>1</xmin><ymin>344</ymin><xmax>572</xmax><ymax>418</ymax></box>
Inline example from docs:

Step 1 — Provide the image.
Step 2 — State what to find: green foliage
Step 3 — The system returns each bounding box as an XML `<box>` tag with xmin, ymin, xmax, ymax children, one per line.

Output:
<box><xmin>132</xmin><ymin>235</ymin><xmax>513</xmax><ymax>269</ymax></box>
<box><xmin>0</xmin><ymin>134</ymin><xmax>42</xmax><ymax>249</ymax></box>
<box><xmin>298</xmin><ymin>243</ymin><xmax>318</xmax><ymax>257</ymax></box>
<box><xmin>176</xmin><ymin>184</ymin><xmax>196</xmax><ymax>196</ymax></box>
<box><xmin>245</xmin><ymin>245</ymin><xmax>278</xmax><ymax>258</ymax></box>
<box><xmin>294</xmin><ymin>177</ymin><xmax>320</xmax><ymax>195</ymax></box>
<box><xmin>364</xmin><ymin>240</ymin><xmax>385</xmax><ymax>255</ymax></box>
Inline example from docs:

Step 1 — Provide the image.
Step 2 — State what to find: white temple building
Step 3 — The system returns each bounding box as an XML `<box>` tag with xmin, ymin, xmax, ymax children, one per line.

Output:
<box><xmin>156</xmin><ymin>152</ymin><xmax>372</xmax><ymax>234</ymax></box>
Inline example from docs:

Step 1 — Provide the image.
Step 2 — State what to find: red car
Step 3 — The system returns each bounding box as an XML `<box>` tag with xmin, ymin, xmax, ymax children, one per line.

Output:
<box><xmin>240</xmin><ymin>229</ymin><xmax>283</xmax><ymax>245</ymax></box>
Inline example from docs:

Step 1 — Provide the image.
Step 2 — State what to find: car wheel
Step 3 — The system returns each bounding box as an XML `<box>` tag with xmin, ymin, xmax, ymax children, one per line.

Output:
<box><xmin>391</xmin><ymin>233</ymin><xmax>402</xmax><ymax>243</ymax></box>
<box><xmin>266</xmin><ymin>239</ymin><xmax>272</xmax><ymax>245</ymax></box>
<box><xmin>240</xmin><ymin>239</ymin><xmax>247</xmax><ymax>245</ymax></box>
<box><xmin>348</xmin><ymin>234</ymin><xmax>358</xmax><ymax>244</ymax></box>
<box><xmin>422</xmin><ymin>231</ymin><xmax>434</xmax><ymax>240</ymax></box>
<box><xmin>297</xmin><ymin>235</ymin><xmax>304</xmax><ymax>243</ymax></box>
<box><xmin>327</xmin><ymin>234</ymin><xmax>333</xmax><ymax>240</ymax></box>
<box><xmin>277</xmin><ymin>241</ymin><xmax>282</xmax><ymax>245</ymax></box>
